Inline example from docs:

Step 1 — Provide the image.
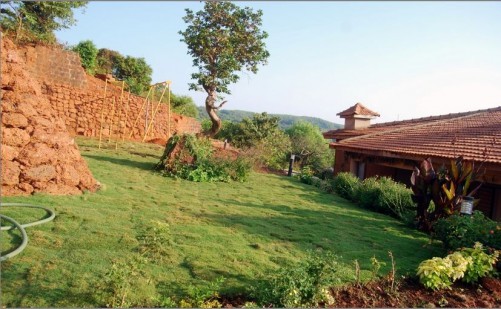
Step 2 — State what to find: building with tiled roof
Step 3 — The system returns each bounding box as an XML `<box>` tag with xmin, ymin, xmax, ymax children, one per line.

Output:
<box><xmin>324</xmin><ymin>104</ymin><xmax>501</xmax><ymax>220</ymax></box>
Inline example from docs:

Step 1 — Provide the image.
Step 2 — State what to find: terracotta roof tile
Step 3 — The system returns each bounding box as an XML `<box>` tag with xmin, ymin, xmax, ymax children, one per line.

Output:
<box><xmin>333</xmin><ymin>106</ymin><xmax>501</xmax><ymax>164</ymax></box>
<box><xmin>337</xmin><ymin>102</ymin><xmax>380</xmax><ymax>118</ymax></box>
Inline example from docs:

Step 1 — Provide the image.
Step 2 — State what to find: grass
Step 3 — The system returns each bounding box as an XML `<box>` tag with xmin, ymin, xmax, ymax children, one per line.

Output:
<box><xmin>0</xmin><ymin>137</ymin><xmax>444</xmax><ymax>307</ymax></box>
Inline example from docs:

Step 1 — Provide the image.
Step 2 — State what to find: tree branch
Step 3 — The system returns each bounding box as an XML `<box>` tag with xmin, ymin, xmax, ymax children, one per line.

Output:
<box><xmin>214</xmin><ymin>100</ymin><xmax>227</xmax><ymax>111</ymax></box>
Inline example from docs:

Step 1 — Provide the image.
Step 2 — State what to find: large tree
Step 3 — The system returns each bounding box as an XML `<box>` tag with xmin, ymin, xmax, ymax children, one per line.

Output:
<box><xmin>179</xmin><ymin>1</ymin><xmax>270</xmax><ymax>137</ymax></box>
<box><xmin>0</xmin><ymin>1</ymin><xmax>87</xmax><ymax>43</ymax></box>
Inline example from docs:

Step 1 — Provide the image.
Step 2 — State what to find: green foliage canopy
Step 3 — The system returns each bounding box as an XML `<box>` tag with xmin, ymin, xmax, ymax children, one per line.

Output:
<box><xmin>1</xmin><ymin>1</ymin><xmax>87</xmax><ymax>43</ymax></box>
<box><xmin>179</xmin><ymin>1</ymin><xmax>270</xmax><ymax>136</ymax></box>
<box><xmin>95</xmin><ymin>48</ymin><xmax>122</xmax><ymax>75</ymax></box>
<box><xmin>72</xmin><ymin>40</ymin><xmax>98</xmax><ymax>74</ymax></box>
<box><xmin>114</xmin><ymin>56</ymin><xmax>153</xmax><ymax>95</ymax></box>
<box><xmin>286</xmin><ymin>121</ymin><xmax>334</xmax><ymax>172</ymax></box>
<box><xmin>171</xmin><ymin>93</ymin><xmax>199</xmax><ymax>118</ymax></box>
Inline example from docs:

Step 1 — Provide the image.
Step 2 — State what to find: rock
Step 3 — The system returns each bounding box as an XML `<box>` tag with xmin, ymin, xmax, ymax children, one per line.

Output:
<box><xmin>44</xmin><ymin>183</ymin><xmax>81</xmax><ymax>195</ymax></box>
<box><xmin>16</xmin><ymin>102</ymin><xmax>38</xmax><ymax>117</ymax></box>
<box><xmin>2</xmin><ymin>112</ymin><xmax>28</xmax><ymax>128</ymax></box>
<box><xmin>17</xmin><ymin>143</ymin><xmax>57</xmax><ymax>166</ymax></box>
<box><xmin>23</xmin><ymin>165</ymin><xmax>57</xmax><ymax>182</ymax></box>
<box><xmin>1</xmin><ymin>185</ymin><xmax>28</xmax><ymax>196</ymax></box>
<box><xmin>18</xmin><ymin>182</ymin><xmax>34</xmax><ymax>194</ymax></box>
<box><xmin>1</xmin><ymin>144</ymin><xmax>19</xmax><ymax>161</ymax></box>
<box><xmin>2</xmin><ymin>127</ymin><xmax>30</xmax><ymax>147</ymax></box>
<box><xmin>61</xmin><ymin>165</ymin><xmax>80</xmax><ymax>186</ymax></box>
<box><xmin>1</xmin><ymin>160</ymin><xmax>21</xmax><ymax>186</ymax></box>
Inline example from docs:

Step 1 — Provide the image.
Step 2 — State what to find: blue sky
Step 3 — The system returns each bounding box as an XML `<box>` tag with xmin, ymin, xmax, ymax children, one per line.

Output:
<box><xmin>56</xmin><ymin>1</ymin><xmax>501</xmax><ymax>124</ymax></box>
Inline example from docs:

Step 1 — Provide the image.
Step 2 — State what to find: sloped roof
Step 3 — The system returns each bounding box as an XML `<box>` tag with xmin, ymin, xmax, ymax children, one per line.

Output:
<box><xmin>336</xmin><ymin>102</ymin><xmax>380</xmax><ymax>118</ymax></box>
<box><xmin>331</xmin><ymin>106</ymin><xmax>501</xmax><ymax>164</ymax></box>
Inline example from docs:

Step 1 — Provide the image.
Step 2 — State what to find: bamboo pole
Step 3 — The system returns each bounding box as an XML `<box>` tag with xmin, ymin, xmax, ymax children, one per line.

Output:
<box><xmin>98</xmin><ymin>79</ymin><xmax>108</xmax><ymax>149</ymax></box>
<box><xmin>107</xmin><ymin>97</ymin><xmax>117</xmax><ymax>143</ymax></box>
<box><xmin>121</xmin><ymin>91</ymin><xmax>131</xmax><ymax>142</ymax></box>
<box><xmin>127</xmin><ymin>86</ymin><xmax>153</xmax><ymax>139</ymax></box>
<box><xmin>167</xmin><ymin>81</ymin><xmax>171</xmax><ymax>138</ymax></box>
<box><xmin>109</xmin><ymin>80</ymin><xmax>125</xmax><ymax>144</ymax></box>
<box><xmin>143</xmin><ymin>82</ymin><xmax>169</xmax><ymax>142</ymax></box>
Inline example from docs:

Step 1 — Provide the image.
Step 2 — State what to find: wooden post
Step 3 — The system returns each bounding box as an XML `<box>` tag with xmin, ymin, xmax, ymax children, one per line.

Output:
<box><xmin>128</xmin><ymin>86</ymin><xmax>153</xmax><ymax>139</ymax></box>
<box><xmin>121</xmin><ymin>91</ymin><xmax>131</xmax><ymax>142</ymax></box>
<box><xmin>109</xmin><ymin>80</ymin><xmax>125</xmax><ymax>144</ymax></box>
<box><xmin>107</xmin><ymin>97</ymin><xmax>117</xmax><ymax>143</ymax></box>
<box><xmin>167</xmin><ymin>81</ymin><xmax>171</xmax><ymax>139</ymax></box>
<box><xmin>143</xmin><ymin>82</ymin><xmax>169</xmax><ymax>142</ymax></box>
<box><xmin>98</xmin><ymin>79</ymin><xmax>108</xmax><ymax>149</ymax></box>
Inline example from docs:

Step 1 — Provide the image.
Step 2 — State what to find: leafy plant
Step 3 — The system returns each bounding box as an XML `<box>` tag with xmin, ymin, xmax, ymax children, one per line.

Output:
<box><xmin>332</xmin><ymin>172</ymin><xmax>360</xmax><ymax>201</ymax></box>
<box><xmin>416</xmin><ymin>257</ymin><xmax>454</xmax><ymax>290</ymax></box>
<box><xmin>460</xmin><ymin>242</ymin><xmax>499</xmax><ymax>284</ymax></box>
<box><xmin>96</xmin><ymin>255</ymin><xmax>154</xmax><ymax>308</ymax></box>
<box><xmin>370</xmin><ymin>255</ymin><xmax>386</xmax><ymax>280</ymax></box>
<box><xmin>179</xmin><ymin>277</ymin><xmax>225</xmax><ymax>308</ymax></box>
<box><xmin>434</xmin><ymin>211</ymin><xmax>501</xmax><ymax>250</ymax></box>
<box><xmin>136</xmin><ymin>220</ymin><xmax>171</xmax><ymax>261</ymax></box>
<box><xmin>250</xmin><ymin>250</ymin><xmax>340</xmax><ymax>307</ymax></box>
<box><xmin>355</xmin><ymin>177</ymin><xmax>415</xmax><ymax>220</ymax></box>
<box><xmin>416</xmin><ymin>243</ymin><xmax>498</xmax><ymax>290</ymax></box>
<box><xmin>298</xmin><ymin>166</ymin><xmax>314</xmax><ymax>185</ymax></box>
<box><xmin>410</xmin><ymin>157</ymin><xmax>484</xmax><ymax>232</ymax></box>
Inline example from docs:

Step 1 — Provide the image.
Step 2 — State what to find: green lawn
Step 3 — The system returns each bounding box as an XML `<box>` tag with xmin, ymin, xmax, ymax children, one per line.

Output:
<box><xmin>0</xmin><ymin>137</ymin><xmax>443</xmax><ymax>307</ymax></box>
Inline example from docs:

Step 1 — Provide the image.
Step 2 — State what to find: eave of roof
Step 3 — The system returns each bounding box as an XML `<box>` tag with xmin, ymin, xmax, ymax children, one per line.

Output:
<box><xmin>332</xmin><ymin>106</ymin><xmax>501</xmax><ymax>164</ymax></box>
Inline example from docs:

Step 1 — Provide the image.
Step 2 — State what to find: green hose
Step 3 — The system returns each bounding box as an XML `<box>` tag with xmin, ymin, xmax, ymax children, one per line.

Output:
<box><xmin>0</xmin><ymin>203</ymin><xmax>56</xmax><ymax>261</ymax></box>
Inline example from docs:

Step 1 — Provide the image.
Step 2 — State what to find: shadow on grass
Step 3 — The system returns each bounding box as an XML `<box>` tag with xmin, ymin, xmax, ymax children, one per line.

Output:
<box><xmin>204</xmin><ymin>194</ymin><xmax>444</xmax><ymax>274</ymax></box>
<box><xmin>83</xmin><ymin>154</ymin><xmax>157</xmax><ymax>171</ymax></box>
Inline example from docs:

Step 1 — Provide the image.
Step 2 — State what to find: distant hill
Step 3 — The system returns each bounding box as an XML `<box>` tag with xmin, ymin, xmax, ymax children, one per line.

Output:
<box><xmin>197</xmin><ymin>107</ymin><xmax>342</xmax><ymax>131</ymax></box>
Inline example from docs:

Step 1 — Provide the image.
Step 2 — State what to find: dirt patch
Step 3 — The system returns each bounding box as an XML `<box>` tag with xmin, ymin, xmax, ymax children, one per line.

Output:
<box><xmin>330</xmin><ymin>277</ymin><xmax>501</xmax><ymax>308</ymax></box>
<box><xmin>218</xmin><ymin>277</ymin><xmax>501</xmax><ymax>308</ymax></box>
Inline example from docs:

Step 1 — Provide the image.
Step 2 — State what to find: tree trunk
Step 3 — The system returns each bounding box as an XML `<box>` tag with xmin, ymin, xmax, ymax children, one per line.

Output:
<box><xmin>204</xmin><ymin>90</ymin><xmax>221</xmax><ymax>137</ymax></box>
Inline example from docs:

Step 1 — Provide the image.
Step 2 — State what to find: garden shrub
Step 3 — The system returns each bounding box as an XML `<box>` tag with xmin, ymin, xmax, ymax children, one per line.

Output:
<box><xmin>298</xmin><ymin>167</ymin><xmax>314</xmax><ymax>185</ymax></box>
<box><xmin>352</xmin><ymin>176</ymin><xmax>415</xmax><ymax>220</ymax></box>
<box><xmin>433</xmin><ymin>211</ymin><xmax>501</xmax><ymax>250</ymax></box>
<box><xmin>416</xmin><ymin>242</ymin><xmax>499</xmax><ymax>290</ymax></box>
<box><xmin>416</xmin><ymin>256</ymin><xmax>456</xmax><ymax>290</ymax></box>
<box><xmin>250</xmin><ymin>251</ymin><xmax>341</xmax><ymax>307</ymax></box>
<box><xmin>356</xmin><ymin>177</ymin><xmax>381</xmax><ymax>210</ymax></box>
<box><xmin>156</xmin><ymin>134</ymin><xmax>251</xmax><ymax>182</ymax></box>
<box><xmin>331</xmin><ymin>172</ymin><xmax>360</xmax><ymax>201</ymax></box>
<box><xmin>460</xmin><ymin>243</ymin><xmax>499</xmax><ymax>284</ymax></box>
<box><xmin>375</xmin><ymin>177</ymin><xmax>415</xmax><ymax>220</ymax></box>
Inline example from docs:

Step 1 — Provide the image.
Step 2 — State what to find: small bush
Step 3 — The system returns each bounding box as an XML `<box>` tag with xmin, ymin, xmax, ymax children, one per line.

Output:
<box><xmin>416</xmin><ymin>243</ymin><xmax>499</xmax><ymax>290</ymax></box>
<box><xmin>375</xmin><ymin>177</ymin><xmax>415</xmax><ymax>220</ymax></box>
<box><xmin>357</xmin><ymin>177</ymin><xmax>381</xmax><ymax>210</ymax></box>
<box><xmin>417</xmin><ymin>257</ymin><xmax>455</xmax><ymax>290</ymax></box>
<box><xmin>434</xmin><ymin>211</ymin><xmax>501</xmax><ymax>251</ymax></box>
<box><xmin>460</xmin><ymin>243</ymin><xmax>499</xmax><ymax>284</ymax></box>
<box><xmin>331</xmin><ymin>172</ymin><xmax>360</xmax><ymax>201</ymax></box>
<box><xmin>298</xmin><ymin>167</ymin><xmax>314</xmax><ymax>185</ymax></box>
<box><xmin>157</xmin><ymin>134</ymin><xmax>251</xmax><ymax>182</ymax></box>
<box><xmin>352</xmin><ymin>176</ymin><xmax>415</xmax><ymax>220</ymax></box>
<box><xmin>250</xmin><ymin>251</ymin><xmax>341</xmax><ymax>307</ymax></box>
<box><xmin>178</xmin><ymin>277</ymin><xmax>225</xmax><ymax>308</ymax></box>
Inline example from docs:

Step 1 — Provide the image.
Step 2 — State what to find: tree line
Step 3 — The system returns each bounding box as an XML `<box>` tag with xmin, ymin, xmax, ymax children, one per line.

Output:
<box><xmin>202</xmin><ymin>112</ymin><xmax>334</xmax><ymax>174</ymax></box>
